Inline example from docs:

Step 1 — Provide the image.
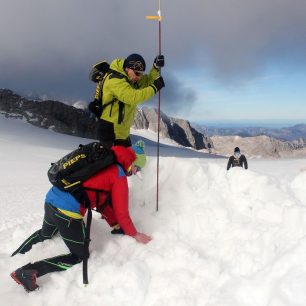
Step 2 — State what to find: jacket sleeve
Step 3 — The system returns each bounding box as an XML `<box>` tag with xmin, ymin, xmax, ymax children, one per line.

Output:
<box><xmin>227</xmin><ymin>156</ymin><xmax>233</xmax><ymax>170</ymax></box>
<box><xmin>242</xmin><ymin>155</ymin><xmax>248</xmax><ymax>169</ymax></box>
<box><xmin>138</xmin><ymin>66</ymin><xmax>160</xmax><ymax>87</ymax></box>
<box><xmin>105</xmin><ymin>75</ymin><xmax>156</xmax><ymax>106</ymax></box>
<box><xmin>99</xmin><ymin>205</ymin><xmax>118</xmax><ymax>227</ymax></box>
<box><xmin>110</xmin><ymin>176</ymin><xmax>137</xmax><ymax>236</ymax></box>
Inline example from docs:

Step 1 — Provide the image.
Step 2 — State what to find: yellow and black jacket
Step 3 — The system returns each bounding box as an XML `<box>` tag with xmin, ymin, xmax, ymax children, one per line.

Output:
<box><xmin>95</xmin><ymin>58</ymin><xmax>160</xmax><ymax>141</ymax></box>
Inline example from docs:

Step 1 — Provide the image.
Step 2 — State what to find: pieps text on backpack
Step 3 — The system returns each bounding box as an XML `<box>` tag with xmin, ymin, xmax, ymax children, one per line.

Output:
<box><xmin>63</xmin><ymin>154</ymin><xmax>86</xmax><ymax>169</ymax></box>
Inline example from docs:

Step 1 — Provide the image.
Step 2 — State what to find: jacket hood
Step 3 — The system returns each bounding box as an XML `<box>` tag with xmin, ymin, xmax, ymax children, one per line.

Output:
<box><xmin>110</xmin><ymin>58</ymin><xmax>127</xmax><ymax>76</ymax></box>
<box><xmin>111</xmin><ymin>145</ymin><xmax>136</xmax><ymax>172</ymax></box>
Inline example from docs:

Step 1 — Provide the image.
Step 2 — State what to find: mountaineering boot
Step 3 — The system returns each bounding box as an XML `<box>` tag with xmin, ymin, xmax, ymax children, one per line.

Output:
<box><xmin>10</xmin><ymin>268</ymin><xmax>39</xmax><ymax>292</ymax></box>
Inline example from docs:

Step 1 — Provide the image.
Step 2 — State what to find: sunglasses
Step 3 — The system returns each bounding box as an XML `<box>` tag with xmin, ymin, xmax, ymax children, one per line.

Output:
<box><xmin>133</xmin><ymin>70</ymin><xmax>144</xmax><ymax>77</ymax></box>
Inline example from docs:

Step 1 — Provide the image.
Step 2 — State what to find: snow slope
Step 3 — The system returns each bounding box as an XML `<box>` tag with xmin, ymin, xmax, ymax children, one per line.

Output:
<box><xmin>1</xmin><ymin>116</ymin><xmax>306</xmax><ymax>306</ymax></box>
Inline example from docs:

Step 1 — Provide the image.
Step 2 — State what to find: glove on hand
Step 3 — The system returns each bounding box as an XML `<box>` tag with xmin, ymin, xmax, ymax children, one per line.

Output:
<box><xmin>151</xmin><ymin>76</ymin><xmax>165</xmax><ymax>93</ymax></box>
<box><xmin>111</xmin><ymin>224</ymin><xmax>125</xmax><ymax>235</ymax></box>
<box><xmin>88</xmin><ymin>99</ymin><xmax>102</xmax><ymax>118</ymax></box>
<box><xmin>153</xmin><ymin>55</ymin><xmax>165</xmax><ymax>69</ymax></box>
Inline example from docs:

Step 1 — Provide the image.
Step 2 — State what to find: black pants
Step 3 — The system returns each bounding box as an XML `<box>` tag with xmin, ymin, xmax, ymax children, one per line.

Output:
<box><xmin>12</xmin><ymin>203</ymin><xmax>85</xmax><ymax>277</ymax></box>
<box><xmin>97</xmin><ymin>119</ymin><xmax>131</xmax><ymax>148</ymax></box>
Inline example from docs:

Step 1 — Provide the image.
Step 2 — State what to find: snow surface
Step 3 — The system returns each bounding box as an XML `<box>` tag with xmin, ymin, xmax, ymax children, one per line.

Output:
<box><xmin>1</xmin><ymin>116</ymin><xmax>306</xmax><ymax>306</ymax></box>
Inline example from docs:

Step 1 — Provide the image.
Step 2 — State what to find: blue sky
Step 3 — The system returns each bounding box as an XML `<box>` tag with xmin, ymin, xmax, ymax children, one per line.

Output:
<box><xmin>0</xmin><ymin>0</ymin><xmax>305</xmax><ymax>127</ymax></box>
<box><xmin>185</xmin><ymin>67</ymin><xmax>306</xmax><ymax>125</ymax></box>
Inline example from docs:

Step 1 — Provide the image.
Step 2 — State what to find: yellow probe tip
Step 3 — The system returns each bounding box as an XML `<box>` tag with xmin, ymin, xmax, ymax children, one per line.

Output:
<box><xmin>146</xmin><ymin>15</ymin><xmax>162</xmax><ymax>20</ymax></box>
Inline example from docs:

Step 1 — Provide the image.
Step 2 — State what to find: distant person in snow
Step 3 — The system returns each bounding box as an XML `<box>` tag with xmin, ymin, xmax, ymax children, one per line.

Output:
<box><xmin>90</xmin><ymin>53</ymin><xmax>165</xmax><ymax>148</ymax></box>
<box><xmin>227</xmin><ymin>147</ymin><xmax>248</xmax><ymax>170</ymax></box>
<box><xmin>207</xmin><ymin>143</ymin><xmax>212</xmax><ymax>154</ymax></box>
<box><xmin>10</xmin><ymin>142</ymin><xmax>152</xmax><ymax>293</ymax></box>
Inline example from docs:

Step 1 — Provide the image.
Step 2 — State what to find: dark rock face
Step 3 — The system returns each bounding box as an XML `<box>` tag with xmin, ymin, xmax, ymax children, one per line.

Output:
<box><xmin>134</xmin><ymin>107</ymin><xmax>213</xmax><ymax>150</ymax></box>
<box><xmin>0</xmin><ymin>89</ymin><xmax>213</xmax><ymax>150</ymax></box>
<box><xmin>0</xmin><ymin>89</ymin><xmax>99</xmax><ymax>139</ymax></box>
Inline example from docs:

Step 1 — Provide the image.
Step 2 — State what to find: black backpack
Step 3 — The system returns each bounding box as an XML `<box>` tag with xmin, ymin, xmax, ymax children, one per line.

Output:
<box><xmin>47</xmin><ymin>141</ymin><xmax>116</xmax><ymax>285</ymax></box>
<box><xmin>89</xmin><ymin>61</ymin><xmax>110</xmax><ymax>83</ymax></box>
<box><xmin>48</xmin><ymin>141</ymin><xmax>115</xmax><ymax>194</ymax></box>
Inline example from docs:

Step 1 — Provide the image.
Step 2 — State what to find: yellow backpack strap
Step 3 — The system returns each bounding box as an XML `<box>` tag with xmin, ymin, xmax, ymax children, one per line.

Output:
<box><xmin>96</xmin><ymin>72</ymin><xmax>110</xmax><ymax>102</ymax></box>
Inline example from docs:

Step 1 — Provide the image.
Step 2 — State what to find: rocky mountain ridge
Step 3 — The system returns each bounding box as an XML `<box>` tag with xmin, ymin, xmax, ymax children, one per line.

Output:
<box><xmin>198</xmin><ymin>123</ymin><xmax>306</xmax><ymax>158</ymax></box>
<box><xmin>134</xmin><ymin>107</ymin><xmax>212</xmax><ymax>150</ymax></box>
<box><xmin>200</xmin><ymin>124</ymin><xmax>306</xmax><ymax>142</ymax></box>
<box><xmin>211</xmin><ymin>135</ymin><xmax>306</xmax><ymax>158</ymax></box>
<box><xmin>1</xmin><ymin>88</ymin><xmax>305</xmax><ymax>158</ymax></box>
<box><xmin>0</xmin><ymin>89</ymin><xmax>211</xmax><ymax>151</ymax></box>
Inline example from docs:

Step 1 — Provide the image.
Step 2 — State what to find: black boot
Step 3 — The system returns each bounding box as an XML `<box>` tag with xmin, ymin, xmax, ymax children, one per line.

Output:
<box><xmin>10</xmin><ymin>268</ymin><xmax>39</xmax><ymax>292</ymax></box>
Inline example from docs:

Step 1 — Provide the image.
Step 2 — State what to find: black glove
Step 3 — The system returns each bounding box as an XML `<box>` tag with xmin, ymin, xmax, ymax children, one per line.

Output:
<box><xmin>111</xmin><ymin>224</ymin><xmax>125</xmax><ymax>235</ymax></box>
<box><xmin>151</xmin><ymin>76</ymin><xmax>165</xmax><ymax>93</ymax></box>
<box><xmin>88</xmin><ymin>99</ymin><xmax>102</xmax><ymax>118</ymax></box>
<box><xmin>153</xmin><ymin>55</ymin><xmax>165</xmax><ymax>69</ymax></box>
